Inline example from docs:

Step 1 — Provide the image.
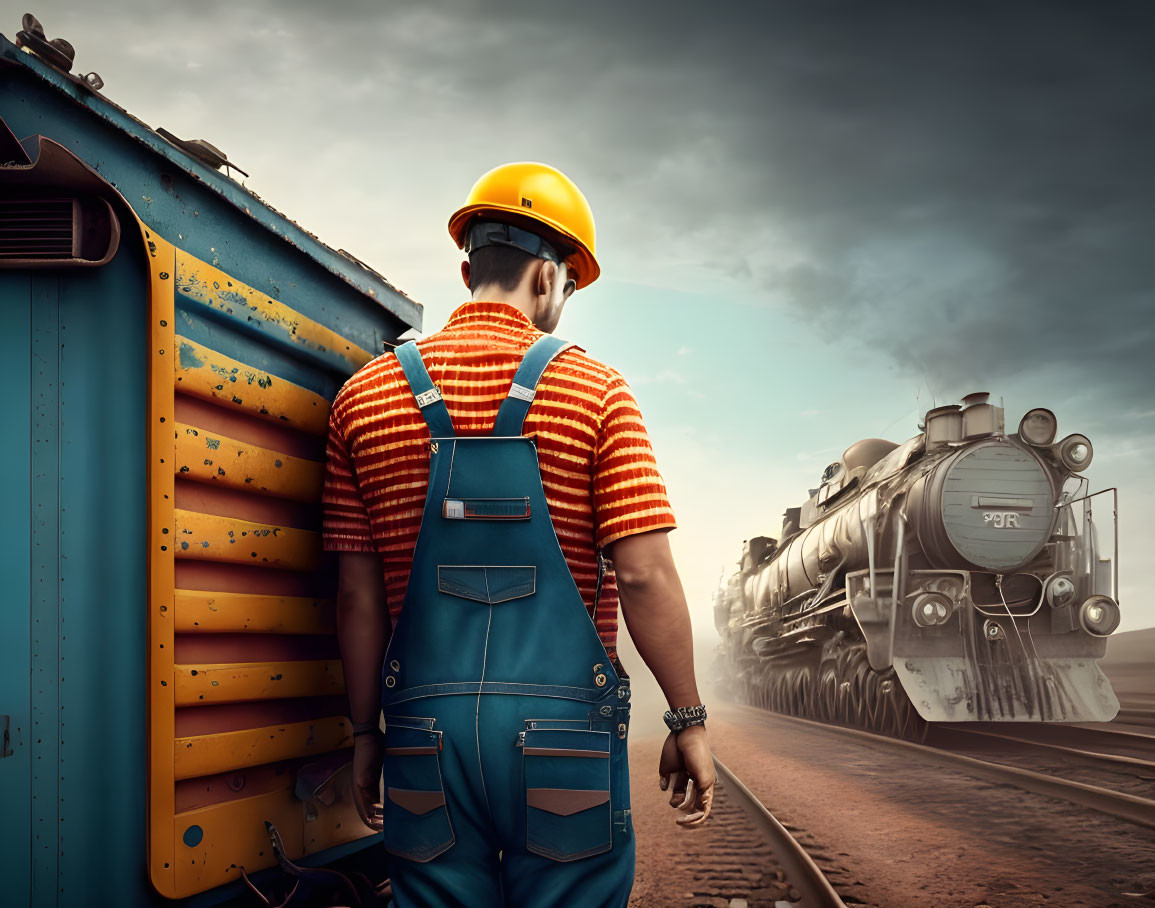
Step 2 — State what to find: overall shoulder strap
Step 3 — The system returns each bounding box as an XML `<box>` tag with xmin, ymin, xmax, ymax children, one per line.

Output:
<box><xmin>492</xmin><ymin>334</ymin><xmax>575</xmax><ymax>437</ymax></box>
<box><xmin>393</xmin><ymin>341</ymin><xmax>455</xmax><ymax>438</ymax></box>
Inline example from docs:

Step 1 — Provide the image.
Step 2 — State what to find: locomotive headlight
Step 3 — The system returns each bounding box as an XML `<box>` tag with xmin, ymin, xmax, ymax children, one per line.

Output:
<box><xmin>912</xmin><ymin>591</ymin><xmax>954</xmax><ymax>627</ymax></box>
<box><xmin>1078</xmin><ymin>595</ymin><xmax>1120</xmax><ymax>636</ymax></box>
<box><xmin>1045</xmin><ymin>575</ymin><xmax>1076</xmax><ymax>608</ymax></box>
<box><xmin>1019</xmin><ymin>408</ymin><xmax>1057</xmax><ymax>446</ymax></box>
<box><xmin>1056</xmin><ymin>434</ymin><xmax>1094</xmax><ymax>472</ymax></box>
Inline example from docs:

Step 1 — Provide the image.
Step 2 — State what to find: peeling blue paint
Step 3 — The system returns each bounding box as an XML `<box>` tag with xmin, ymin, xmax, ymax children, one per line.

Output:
<box><xmin>178</xmin><ymin>341</ymin><xmax>205</xmax><ymax>370</ymax></box>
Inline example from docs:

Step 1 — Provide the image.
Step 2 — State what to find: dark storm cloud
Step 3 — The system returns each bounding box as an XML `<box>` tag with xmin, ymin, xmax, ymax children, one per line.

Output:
<box><xmin>26</xmin><ymin>1</ymin><xmax>1152</xmax><ymax>403</ymax></box>
<box><xmin>274</xmin><ymin>0</ymin><xmax>1154</xmax><ymax>401</ymax></box>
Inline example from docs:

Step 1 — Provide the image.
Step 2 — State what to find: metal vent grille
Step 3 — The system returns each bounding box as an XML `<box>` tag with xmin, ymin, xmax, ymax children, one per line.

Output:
<box><xmin>0</xmin><ymin>197</ymin><xmax>77</xmax><ymax>258</ymax></box>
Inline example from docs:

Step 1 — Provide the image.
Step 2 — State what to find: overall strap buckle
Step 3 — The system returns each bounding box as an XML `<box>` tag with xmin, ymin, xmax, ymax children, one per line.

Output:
<box><xmin>492</xmin><ymin>334</ymin><xmax>578</xmax><ymax>436</ymax></box>
<box><xmin>394</xmin><ymin>341</ymin><xmax>455</xmax><ymax>438</ymax></box>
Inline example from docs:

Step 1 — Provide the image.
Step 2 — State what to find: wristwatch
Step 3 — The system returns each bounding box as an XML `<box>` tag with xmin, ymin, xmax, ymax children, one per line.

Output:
<box><xmin>663</xmin><ymin>704</ymin><xmax>707</xmax><ymax>733</ymax></box>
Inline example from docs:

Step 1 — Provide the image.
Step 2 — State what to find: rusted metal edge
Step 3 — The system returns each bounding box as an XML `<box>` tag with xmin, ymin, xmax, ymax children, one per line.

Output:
<box><xmin>712</xmin><ymin>757</ymin><xmax>847</xmax><ymax>908</ymax></box>
<box><xmin>753</xmin><ymin>708</ymin><xmax>1155</xmax><ymax>831</ymax></box>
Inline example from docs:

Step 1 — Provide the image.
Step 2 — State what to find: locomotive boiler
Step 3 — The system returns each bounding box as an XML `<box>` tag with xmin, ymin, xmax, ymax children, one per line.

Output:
<box><xmin>714</xmin><ymin>393</ymin><xmax>1121</xmax><ymax>738</ymax></box>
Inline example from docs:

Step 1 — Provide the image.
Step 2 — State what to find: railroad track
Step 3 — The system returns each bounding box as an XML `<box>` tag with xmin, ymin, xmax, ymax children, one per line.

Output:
<box><xmin>727</xmin><ymin>703</ymin><xmax>1155</xmax><ymax>831</ymax></box>
<box><xmin>630</xmin><ymin>736</ymin><xmax>850</xmax><ymax>907</ymax></box>
<box><xmin>923</xmin><ymin>725</ymin><xmax>1155</xmax><ymax>801</ymax></box>
<box><xmin>935</xmin><ymin>721</ymin><xmax>1155</xmax><ymax>769</ymax></box>
<box><xmin>1117</xmin><ymin>707</ymin><xmax>1155</xmax><ymax>729</ymax></box>
<box><xmin>712</xmin><ymin>757</ymin><xmax>847</xmax><ymax>908</ymax></box>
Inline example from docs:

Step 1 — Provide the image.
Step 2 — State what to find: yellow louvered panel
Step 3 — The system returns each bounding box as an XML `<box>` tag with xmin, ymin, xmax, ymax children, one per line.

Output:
<box><xmin>174</xmin><ymin>660</ymin><xmax>345</xmax><ymax>707</ymax></box>
<box><xmin>173</xmin><ymin>509</ymin><xmax>322</xmax><ymax>572</ymax></box>
<box><xmin>174</xmin><ymin>590</ymin><xmax>335</xmax><ymax>635</ymax></box>
<box><xmin>149</xmin><ymin>233</ymin><xmax>401</xmax><ymax>900</ymax></box>
<box><xmin>174</xmin><ymin>335</ymin><xmax>331</xmax><ymax>436</ymax></box>
<box><xmin>174</xmin><ymin>717</ymin><xmax>351</xmax><ymax>780</ymax></box>
<box><xmin>173</xmin><ymin>780</ymin><xmax>363</xmax><ymax>896</ymax></box>
<box><xmin>174</xmin><ymin>247</ymin><xmax>376</xmax><ymax>373</ymax></box>
<box><xmin>173</xmin><ymin>422</ymin><xmax>323</xmax><ymax>501</ymax></box>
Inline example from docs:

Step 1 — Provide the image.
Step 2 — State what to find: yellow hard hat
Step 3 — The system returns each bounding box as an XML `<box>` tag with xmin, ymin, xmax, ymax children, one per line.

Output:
<box><xmin>448</xmin><ymin>162</ymin><xmax>600</xmax><ymax>289</ymax></box>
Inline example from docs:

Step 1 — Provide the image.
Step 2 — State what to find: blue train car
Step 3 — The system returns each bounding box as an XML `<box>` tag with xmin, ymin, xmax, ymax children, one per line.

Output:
<box><xmin>0</xmin><ymin>23</ymin><xmax>419</xmax><ymax>906</ymax></box>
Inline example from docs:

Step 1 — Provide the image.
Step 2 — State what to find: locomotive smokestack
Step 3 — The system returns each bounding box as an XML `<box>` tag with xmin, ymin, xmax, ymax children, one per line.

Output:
<box><xmin>961</xmin><ymin>391</ymin><xmax>1004</xmax><ymax>438</ymax></box>
<box><xmin>925</xmin><ymin>404</ymin><xmax>963</xmax><ymax>451</ymax></box>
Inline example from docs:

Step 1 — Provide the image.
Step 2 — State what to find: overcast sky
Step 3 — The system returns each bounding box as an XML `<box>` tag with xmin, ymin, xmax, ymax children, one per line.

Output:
<box><xmin>14</xmin><ymin>2</ymin><xmax>1153</xmax><ymax>646</ymax></box>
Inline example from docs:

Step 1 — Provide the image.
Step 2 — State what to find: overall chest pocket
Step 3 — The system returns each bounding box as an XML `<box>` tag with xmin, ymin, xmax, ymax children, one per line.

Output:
<box><xmin>522</xmin><ymin>728</ymin><xmax>612</xmax><ymax>862</ymax></box>
<box><xmin>382</xmin><ymin>718</ymin><xmax>454</xmax><ymax>863</ymax></box>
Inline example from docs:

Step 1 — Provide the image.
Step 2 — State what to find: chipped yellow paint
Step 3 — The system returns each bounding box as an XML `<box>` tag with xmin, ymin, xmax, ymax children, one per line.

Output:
<box><xmin>174</xmin><ymin>660</ymin><xmax>345</xmax><ymax>707</ymax></box>
<box><xmin>174</xmin><ymin>589</ymin><xmax>335</xmax><ymax>635</ymax></box>
<box><xmin>174</xmin><ymin>247</ymin><xmax>375</xmax><ymax>372</ymax></box>
<box><xmin>175</xmin><ymin>335</ymin><xmax>331</xmax><ymax>436</ymax></box>
<box><xmin>173</xmin><ymin>779</ymin><xmax>364</xmax><ymax>895</ymax></box>
<box><xmin>174</xmin><ymin>716</ymin><xmax>351</xmax><ymax>780</ymax></box>
<box><xmin>173</xmin><ymin>508</ymin><xmax>322</xmax><ymax>572</ymax></box>
<box><xmin>173</xmin><ymin>421</ymin><xmax>324</xmax><ymax>501</ymax></box>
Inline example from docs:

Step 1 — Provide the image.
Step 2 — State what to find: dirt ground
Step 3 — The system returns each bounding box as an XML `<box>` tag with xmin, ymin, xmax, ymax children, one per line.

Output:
<box><xmin>704</xmin><ymin>703</ymin><xmax>1155</xmax><ymax>908</ymax></box>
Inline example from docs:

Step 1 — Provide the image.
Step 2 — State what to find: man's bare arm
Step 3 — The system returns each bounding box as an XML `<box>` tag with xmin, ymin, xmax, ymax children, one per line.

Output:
<box><xmin>336</xmin><ymin>552</ymin><xmax>390</xmax><ymax>830</ymax></box>
<box><xmin>610</xmin><ymin>530</ymin><xmax>701</xmax><ymax>709</ymax></box>
<box><xmin>609</xmin><ymin>529</ymin><xmax>715</xmax><ymax>825</ymax></box>
<box><xmin>336</xmin><ymin>551</ymin><xmax>390</xmax><ymax>725</ymax></box>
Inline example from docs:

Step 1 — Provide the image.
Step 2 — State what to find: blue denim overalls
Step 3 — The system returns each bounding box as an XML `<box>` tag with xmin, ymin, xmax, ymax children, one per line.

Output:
<box><xmin>378</xmin><ymin>336</ymin><xmax>634</xmax><ymax>907</ymax></box>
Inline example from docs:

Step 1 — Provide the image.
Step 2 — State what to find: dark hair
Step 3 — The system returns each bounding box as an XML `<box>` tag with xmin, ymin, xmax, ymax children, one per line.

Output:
<box><xmin>468</xmin><ymin>244</ymin><xmax>537</xmax><ymax>293</ymax></box>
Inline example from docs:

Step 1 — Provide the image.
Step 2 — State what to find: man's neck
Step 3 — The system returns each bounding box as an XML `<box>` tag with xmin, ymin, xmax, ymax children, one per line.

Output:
<box><xmin>471</xmin><ymin>288</ymin><xmax>536</xmax><ymax>325</ymax></box>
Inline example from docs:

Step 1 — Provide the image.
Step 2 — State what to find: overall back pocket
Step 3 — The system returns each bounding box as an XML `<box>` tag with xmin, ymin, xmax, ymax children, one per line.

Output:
<box><xmin>522</xmin><ymin>727</ymin><xmax>612</xmax><ymax>862</ymax></box>
<box><xmin>381</xmin><ymin>718</ymin><xmax>454</xmax><ymax>863</ymax></box>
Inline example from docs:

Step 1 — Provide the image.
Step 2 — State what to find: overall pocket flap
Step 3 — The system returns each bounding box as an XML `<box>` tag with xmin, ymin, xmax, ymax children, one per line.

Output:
<box><xmin>388</xmin><ymin>787</ymin><xmax>447</xmax><ymax>816</ymax></box>
<box><xmin>437</xmin><ymin>565</ymin><xmax>536</xmax><ymax>604</ymax></box>
<box><xmin>527</xmin><ymin>788</ymin><xmax>610</xmax><ymax>816</ymax></box>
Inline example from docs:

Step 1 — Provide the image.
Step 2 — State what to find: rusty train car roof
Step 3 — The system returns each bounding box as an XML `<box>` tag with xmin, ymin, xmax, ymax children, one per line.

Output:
<box><xmin>0</xmin><ymin>30</ymin><xmax>422</xmax><ymax>332</ymax></box>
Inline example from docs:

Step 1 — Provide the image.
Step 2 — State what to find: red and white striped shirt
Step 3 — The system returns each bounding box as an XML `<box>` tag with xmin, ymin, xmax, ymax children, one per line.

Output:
<box><xmin>321</xmin><ymin>300</ymin><xmax>676</xmax><ymax>658</ymax></box>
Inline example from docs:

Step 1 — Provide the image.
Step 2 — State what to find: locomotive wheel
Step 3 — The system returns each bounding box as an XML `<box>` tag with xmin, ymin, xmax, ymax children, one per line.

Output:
<box><xmin>849</xmin><ymin>659</ymin><xmax>869</xmax><ymax>725</ymax></box>
<box><xmin>898</xmin><ymin>698</ymin><xmax>930</xmax><ymax>744</ymax></box>
<box><xmin>863</xmin><ymin>671</ymin><xmax>882</xmax><ymax>732</ymax></box>
<box><xmin>820</xmin><ymin>671</ymin><xmax>838</xmax><ymax>722</ymax></box>
<box><xmin>799</xmin><ymin>667</ymin><xmax>817</xmax><ymax>719</ymax></box>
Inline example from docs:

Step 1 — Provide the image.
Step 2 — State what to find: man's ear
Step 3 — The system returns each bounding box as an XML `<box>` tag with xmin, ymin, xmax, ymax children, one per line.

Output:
<box><xmin>461</xmin><ymin>260</ymin><xmax>472</xmax><ymax>291</ymax></box>
<box><xmin>534</xmin><ymin>259</ymin><xmax>558</xmax><ymax>300</ymax></box>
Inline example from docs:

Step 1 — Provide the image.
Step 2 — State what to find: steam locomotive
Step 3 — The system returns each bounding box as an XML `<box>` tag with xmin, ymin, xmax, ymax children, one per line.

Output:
<box><xmin>714</xmin><ymin>393</ymin><xmax>1122</xmax><ymax>738</ymax></box>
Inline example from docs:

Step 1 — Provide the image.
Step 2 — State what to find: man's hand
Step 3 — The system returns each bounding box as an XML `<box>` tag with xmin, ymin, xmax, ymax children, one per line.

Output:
<box><xmin>351</xmin><ymin>734</ymin><xmax>385</xmax><ymax>831</ymax></box>
<box><xmin>658</xmin><ymin>725</ymin><xmax>715</xmax><ymax>826</ymax></box>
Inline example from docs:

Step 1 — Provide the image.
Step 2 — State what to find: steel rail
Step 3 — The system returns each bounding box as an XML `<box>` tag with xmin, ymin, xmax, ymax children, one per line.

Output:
<box><xmin>713</xmin><ymin>756</ymin><xmax>847</xmax><ymax>908</ymax></box>
<box><xmin>939</xmin><ymin>726</ymin><xmax>1155</xmax><ymax>769</ymax></box>
<box><xmin>1116</xmin><ymin>708</ymin><xmax>1155</xmax><ymax>728</ymax></box>
<box><xmin>730</xmin><ymin>704</ymin><xmax>1155</xmax><ymax>831</ymax></box>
